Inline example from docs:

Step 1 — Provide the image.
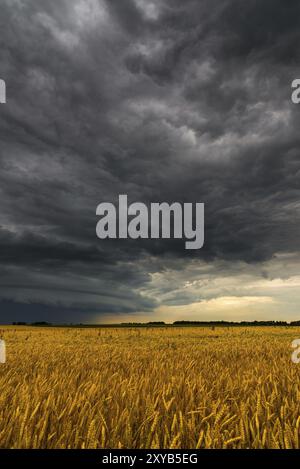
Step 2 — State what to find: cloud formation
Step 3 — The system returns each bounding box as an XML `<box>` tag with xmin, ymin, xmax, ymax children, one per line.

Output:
<box><xmin>0</xmin><ymin>0</ymin><xmax>299</xmax><ymax>322</ymax></box>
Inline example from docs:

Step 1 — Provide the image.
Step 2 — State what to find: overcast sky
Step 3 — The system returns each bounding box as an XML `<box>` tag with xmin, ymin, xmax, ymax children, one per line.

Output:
<box><xmin>0</xmin><ymin>0</ymin><xmax>299</xmax><ymax>323</ymax></box>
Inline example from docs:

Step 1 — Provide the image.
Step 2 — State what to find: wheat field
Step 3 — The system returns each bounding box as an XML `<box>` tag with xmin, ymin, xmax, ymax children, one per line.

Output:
<box><xmin>0</xmin><ymin>325</ymin><xmax>299</xmax><ymax>448</ymax></box>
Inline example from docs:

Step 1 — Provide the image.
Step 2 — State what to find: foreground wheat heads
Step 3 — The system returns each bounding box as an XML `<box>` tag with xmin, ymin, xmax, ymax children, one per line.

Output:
<box><xmin>0</xmin><ymin>326</ymin><xmax>299</xmax><ymax>448</ymax></box>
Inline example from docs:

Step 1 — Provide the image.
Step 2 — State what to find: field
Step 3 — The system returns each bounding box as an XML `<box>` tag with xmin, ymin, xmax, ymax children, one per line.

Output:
<box><xmin>0</xmin><ymin>325</ymin><xmax>300</xmax><ymax>449</ymax></box>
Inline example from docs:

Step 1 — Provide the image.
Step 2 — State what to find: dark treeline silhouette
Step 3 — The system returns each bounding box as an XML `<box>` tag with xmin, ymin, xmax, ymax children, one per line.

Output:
<box><xmin>290</xmin><ymin>321</ymin><xmax>300</xmax><ymax>326</ymax></box>
<box><xmin>10</xmin><ymin>320</ymin><xmax>300</xmax><ymax>327</ymax></box>
<box><xmin>12</xmin><ymin>321</ymin><xmax>52</xmax><ymax>326</ymax></box>
<box><xmin>121</xmin><ymin>321</ymin><xmax>166</xmax><ymax>326</ymax></box>
<box><xmin>172</xmin><ymin>320</ymin><xmax>290</xmax><ymax>326</ymax></box>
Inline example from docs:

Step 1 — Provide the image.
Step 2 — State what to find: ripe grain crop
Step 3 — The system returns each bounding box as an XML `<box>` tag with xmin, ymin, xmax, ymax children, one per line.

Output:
<box><xmin>0</xmin><ymin>326</ymin><xmax>299</xmax><ymax>448</ymax></box>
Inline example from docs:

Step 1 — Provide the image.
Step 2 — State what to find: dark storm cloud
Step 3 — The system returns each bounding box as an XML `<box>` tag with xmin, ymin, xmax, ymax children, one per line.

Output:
<box><xmin>0</xmin><ymin>0</ymin><xmax>299</xmax><ymax>322</ymax></box>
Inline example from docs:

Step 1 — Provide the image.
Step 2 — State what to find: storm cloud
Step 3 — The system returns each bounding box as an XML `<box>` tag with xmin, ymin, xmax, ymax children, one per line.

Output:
<box><xmin>0</xmin><ymin>0</ymin><xmax>299</xmax><ymax>322</ymax></box>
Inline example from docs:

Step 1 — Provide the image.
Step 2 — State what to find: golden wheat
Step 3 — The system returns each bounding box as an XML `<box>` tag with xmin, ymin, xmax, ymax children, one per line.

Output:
<box><xmin>0</xmin><ymin>325</ymin><xmax>299</xmax><ymax>448</ymax></box>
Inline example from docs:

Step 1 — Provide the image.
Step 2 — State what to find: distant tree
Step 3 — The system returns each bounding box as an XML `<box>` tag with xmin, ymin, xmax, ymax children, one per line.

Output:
<box><xmin>147</xmin><ymin>321</ymin><xmax>166</xmax><ymax>325</ymax></box>
<box><xmin>31</xmin><ymin>322</ymin><xmax>52</xmax><ymax>326</ymax></box>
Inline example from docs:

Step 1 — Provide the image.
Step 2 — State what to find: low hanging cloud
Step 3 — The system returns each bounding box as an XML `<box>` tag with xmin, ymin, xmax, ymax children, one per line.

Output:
<box><xmin>0</xmin><ymin>0</ymin><xmax>300</xmax><ymax>322</ymax></box>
